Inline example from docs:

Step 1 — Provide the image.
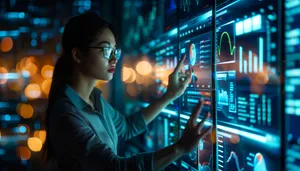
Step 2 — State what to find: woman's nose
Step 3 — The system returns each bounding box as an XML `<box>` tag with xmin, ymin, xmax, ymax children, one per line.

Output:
<box><xmin>109</xmin><ymin>54</ymin><xmax>117</xmax><ymax>63</ymax></box>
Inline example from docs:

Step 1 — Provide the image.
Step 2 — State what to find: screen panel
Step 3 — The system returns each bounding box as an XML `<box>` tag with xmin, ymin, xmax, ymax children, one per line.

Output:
<box><xmin>215</xmin><ymin>0</ymin><xmax>282</xmax><ymax>171</ymax></box>
<box><xmin>285</xmin><ymin>0</ymin><xmax>300</xmax><ymax>170</ymax></box>
<box><xmin>179</xmin><ymin>2</ymin><xmax>214</xmax><ymax>170</ymax></box>
<box><xmin>140</xmin><ymin>28</ymin><xmax>179</xmax><ymax>105</ymax></box>
<box><xmin>179</xmin><ymin>0</ymin><xmax>211</xmax><ymax>23</ymax></box>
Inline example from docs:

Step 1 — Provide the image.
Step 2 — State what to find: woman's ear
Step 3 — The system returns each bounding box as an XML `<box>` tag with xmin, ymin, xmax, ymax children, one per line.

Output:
<box><xmin>71</xmin><ymin>47</ymin><xmax>83</xmax><ymax>64</ymax></box>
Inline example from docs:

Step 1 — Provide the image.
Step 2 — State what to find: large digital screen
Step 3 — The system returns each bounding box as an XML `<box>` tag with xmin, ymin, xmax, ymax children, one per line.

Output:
<box><xmin>138</xmin><ymin>0</ymin><xmax>291</xmax><ymax>170</ymax></box>
<box><xmin>215</xmin><ymin>0</ymin><xmax>282</xmax><ymax>170</ymax></box>
<box><xmin>285</xmin><ymin>0</ymin><xmax>300</xmax><ymax>170</ymax></box>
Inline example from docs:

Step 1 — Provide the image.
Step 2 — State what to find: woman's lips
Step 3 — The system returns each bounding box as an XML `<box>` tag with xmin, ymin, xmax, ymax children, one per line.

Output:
<box><xmin>107</xmin><ymin>68</ymin><xmax>115</xmax><ymax>73</ymax></box>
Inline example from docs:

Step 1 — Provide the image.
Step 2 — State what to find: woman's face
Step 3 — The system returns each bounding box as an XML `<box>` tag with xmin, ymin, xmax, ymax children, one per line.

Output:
<box><xmin>80</xmin><ymin>28</ymin><xmax>117</xmax><ymax>81</ymax></box>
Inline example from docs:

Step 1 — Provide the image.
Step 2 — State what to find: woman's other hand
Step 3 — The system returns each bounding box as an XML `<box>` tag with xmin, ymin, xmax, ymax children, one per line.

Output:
<box><xmin>165</xmin><ymin>54</ymin><xmax>192</xmax><ymax>100</ymax></box>
<box><xmin>175</xmin><ymin>99</ymin><xmax>212</xmax><ymax>154</ymax></box>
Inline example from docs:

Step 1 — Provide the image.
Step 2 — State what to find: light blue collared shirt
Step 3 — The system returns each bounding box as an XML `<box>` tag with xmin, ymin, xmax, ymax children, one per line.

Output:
<box><xmin>48</xmin><ymin>84</ymin><xmax>154</xmax><ymax>171</ymax></box>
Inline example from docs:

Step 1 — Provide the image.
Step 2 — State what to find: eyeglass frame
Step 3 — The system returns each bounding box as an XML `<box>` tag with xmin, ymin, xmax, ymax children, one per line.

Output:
<box><xmin>87</xmin><ymin>46</ymin><xmax>121</xmax><ymax>60</ymax></box>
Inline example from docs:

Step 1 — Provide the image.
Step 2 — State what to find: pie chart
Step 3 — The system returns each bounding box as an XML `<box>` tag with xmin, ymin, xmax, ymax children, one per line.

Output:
<box><xmin>253</xmin><ymin>153</ymin><xmax>267</xmax><ymax>171</ymax></box>
<box><xmin>189</xmin><ymin>43</ymin><xmax>197</xmax><ymax>66</ymax></box>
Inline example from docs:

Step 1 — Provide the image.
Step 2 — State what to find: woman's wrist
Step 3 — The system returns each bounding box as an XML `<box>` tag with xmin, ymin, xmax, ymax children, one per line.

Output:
<box><xmin>173</xmin><ymin>141</ymin><xmax>186</xmax><ymax>155</ymax></box>
<box><xmin>161</xmin><ymin>91</ymin><xmax>176</xmax><ymax>103</ymax></box>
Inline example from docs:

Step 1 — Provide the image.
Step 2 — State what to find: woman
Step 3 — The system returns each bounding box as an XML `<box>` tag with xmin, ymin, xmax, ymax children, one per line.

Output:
<box><xmin>43</xmin><ymin>12</ymin><xmax>212</xmax><ymax>171</ymax></box>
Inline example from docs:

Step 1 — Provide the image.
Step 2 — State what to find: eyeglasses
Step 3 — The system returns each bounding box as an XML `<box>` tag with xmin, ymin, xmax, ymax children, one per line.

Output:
<box><xmin>88</xmin><ymin>47</ymin><xmax>121</xmax><ymax>60</ymax></box>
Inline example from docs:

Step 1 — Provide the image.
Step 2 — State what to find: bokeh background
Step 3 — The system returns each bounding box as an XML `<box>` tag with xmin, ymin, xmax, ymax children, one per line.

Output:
<box><xmin>0</xmin><ymin>0</ymin><xmax>170</xmax><ymax>170</ymax></box>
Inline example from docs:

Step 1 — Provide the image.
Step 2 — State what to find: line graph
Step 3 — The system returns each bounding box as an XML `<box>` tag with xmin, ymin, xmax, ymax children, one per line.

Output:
<box><xmin>218</xmin><ymin>32</ymin><xmax>236</xmax><ymax>56</ymax></box>
<box><xmin>226</xmin><ymin>151</ymin><xmax>244</xmax><ymax>171</ymax></box>
<box><xmin>216</xmin><ymin>22</ymin><xmax>236</xmax><ymax>64</ymax></box>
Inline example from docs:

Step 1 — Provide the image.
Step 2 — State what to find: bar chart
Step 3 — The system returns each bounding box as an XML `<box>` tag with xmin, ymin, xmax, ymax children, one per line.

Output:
<box><xmin>166</xmin><ymin>57</ymin><xmax>178</xmax><ymax>69</ymax></box>
<box><xmin>238</xmin><ymin>37</ymin><xmax>264</xmax><ymax>74</ymax></box>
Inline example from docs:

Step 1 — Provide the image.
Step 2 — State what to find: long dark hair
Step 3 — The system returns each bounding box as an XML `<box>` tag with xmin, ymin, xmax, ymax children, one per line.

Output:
<box><xmin>42</xmin><ymin>12</ymin><xmax>116</xmax><ymax>165</ymax></box>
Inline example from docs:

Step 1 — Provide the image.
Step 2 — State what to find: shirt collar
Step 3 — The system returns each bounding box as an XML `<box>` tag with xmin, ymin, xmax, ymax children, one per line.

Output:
<box><xmin>63</xmin><ymin>84</ymin><xmax>102</xmax><ymax>110</ymax></box>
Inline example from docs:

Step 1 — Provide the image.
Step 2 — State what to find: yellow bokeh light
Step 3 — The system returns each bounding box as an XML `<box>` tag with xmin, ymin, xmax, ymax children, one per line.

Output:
<box><xmin>42</xmin><ymin>79</ymin><xmax>52</xmax><ymax>95</ymax></box>
<box><xmin>1</xmin><ymin>37</ymin><xmax>13</xmax><ymax>52</ymax></box>
<box><xmin>16</xmin><ymin>146</ymin><xmax>31</xmax><ymax>160</ymax></box>
<box><xmin>22</xmin><ymin>62</ymin><xmax>38</xmax><ymax>76</ymax></box>
<box><xmin>0</xmin><ymin>67</ymin><xmax>8</xmax><ymax>84</ymax></box>
<box><xmin>136</xmin><ymin>61</ymin><xmax>152</xmax><ymax>76</ymax></box>
<box><xmin>122</xmin><ymin>67</ymin><xmax>131</xmax><ymax>81</ymax></box>
<box><xmin>27</xmin><ymin>137</ymin><xmax>43</xmax><ymax>152</ymax></box>
<box><xmin>41</xmin><ymin>65</ymin><xmax>54</xmax><ymax>79</ymax></box>
<box><xmin>33</xmin><ymin>130</ymin><xmax>46</xmax><ymax>144</ymax></box>
<box><xmin>17</xmin><ymin>104</ymin><xmax>34</xmax><ymax>119</ymax></box>
<box><xmin>124</xmin><ymin>68</ymin><xmax>136</xmax><ymax>83</ymax></box>
<box><xmin>25</xmin><ymin>84</ymin><xmax>41</xmax><ymax>99</ymax></box>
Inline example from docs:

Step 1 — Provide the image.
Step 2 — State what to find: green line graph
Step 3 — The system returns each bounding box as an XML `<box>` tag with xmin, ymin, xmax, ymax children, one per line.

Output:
<box><xmin>218</xmin><ymin>32</ymin><xmax>236</xmax><ymax>56</ymax></box>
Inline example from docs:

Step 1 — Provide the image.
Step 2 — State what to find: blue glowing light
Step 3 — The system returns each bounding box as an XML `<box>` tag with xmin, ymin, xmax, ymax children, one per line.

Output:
<box><xmin>78</xmin><ymin>7</ymin><xmax>85</xmax><ymax>13</ymax></box>
<box><xmin>33</xmin><ymin>18</ymin><xmax>40</xmax><ymax>24</ymax></box>
<box><xmin>0</xmin><ymin>149</ymin><xmax>5</xmax><ymax>155</ymax></box>
<box><xmin>4</xmin><ymin>115</ymin><xmax>11</xmax><ymax>121</ymax></box>
<box><xmin>18</xmin><ymin>126</ymin><xmax>27</xmax><ymax>133</ymax></box>
<box><xmin>31</xmin><ymin>39</ymin><xmax>37</xmax><ymax>47</ymax></box>
<box><xmin>18</xmin><ymin>12</ymin><xmax>25</xmax><ymax>18</ymax></box>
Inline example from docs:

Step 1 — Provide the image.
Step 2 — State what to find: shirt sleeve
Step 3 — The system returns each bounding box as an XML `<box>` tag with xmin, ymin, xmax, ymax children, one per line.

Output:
<box><xmin>49</xmin><ymin>112</ymin><xmax>154</xmax><ymax>171</ymax></box>
<box><xmin>102</xmin><ymin>97</ymin><xmax>148</xmax><ymax>141</ymax></box>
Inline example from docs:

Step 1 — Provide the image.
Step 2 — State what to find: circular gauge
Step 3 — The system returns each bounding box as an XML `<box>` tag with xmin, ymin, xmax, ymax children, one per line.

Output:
<box><xmin>189</xmin><ymin>43</ymin><xmax>197</xmax><ymax>66</ymax></box>
<box><xmin>189</xmin><ymin>148</ymin><xmax>197</xmax><ymax>161</ymax></box>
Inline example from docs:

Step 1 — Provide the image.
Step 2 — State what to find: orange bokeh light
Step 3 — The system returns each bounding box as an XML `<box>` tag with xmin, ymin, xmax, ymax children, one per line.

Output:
<box><xmin>16</xmin><ymin>146</ymin><xmax>31</xmax><ymax>160</ymax></box>
<box><xmin>25</xmin><ymin>84</ymin><xmax>41</xmax><ymax>99</ymax></box>
<box><xmin>8</xmin><ymin>77</ymin><xmax>25</xmax><ymax>92</ymax></box>
<box><xmin>41</xmin><ymin>65</ymin><xmax>54</xmax><ymax>79</ymax></box>
<box><xmin>42</xmin><ymin>79</ymin><xmax>52</xmax><ymax>95</ymax></box>
<box><xmin>0</xmin><ymin>67</ymin><xmax>8</xmax><ymax>84</ymax></box>
<box><xmin>17</xmin><ymin>104</ymin><xmax>34</xmax><ymax>119</ymax></box>
<box><xmin>33</xmin><ymin>130</ymin><xmax>47</xmax><ymax>144</ymax></box>
<box><xmin>27</xmin><ymin>137</ymin><xmax>43</xmax><ymax>152</ymax></box>
<box><xmin>1</xmin><ymin>37</ymin><xmax>13</xmax><ymax>52</ymax></box>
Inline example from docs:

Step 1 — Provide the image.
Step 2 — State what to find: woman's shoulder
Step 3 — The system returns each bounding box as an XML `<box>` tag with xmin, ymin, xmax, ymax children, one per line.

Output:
<box><xmin>49</xmin><ymin>97</ymin><xmax>78</xmax><ymax>117</ymax></box>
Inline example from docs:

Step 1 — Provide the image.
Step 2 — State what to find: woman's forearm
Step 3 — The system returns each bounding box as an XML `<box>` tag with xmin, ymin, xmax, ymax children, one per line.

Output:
<box><xmin>141</xmin><ymin>93</ymin><xmax>174</xmax><ymax>124</ymax></box>
<box><xmin>153</xmin><ymin>143</ymin><xmax>184</xmax><ymax>171</ymax></box>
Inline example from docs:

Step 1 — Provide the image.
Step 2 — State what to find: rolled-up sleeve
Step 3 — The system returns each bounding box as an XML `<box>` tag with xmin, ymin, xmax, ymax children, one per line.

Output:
<box><xmin>102</xmin><ymin>98</ymin><xmax>148</xmax><ymax>141</ymax></box>
<box><xmin>49</xmin><ymin>112</ymin><xmax>153</xmax><ymax>171</ymax></box>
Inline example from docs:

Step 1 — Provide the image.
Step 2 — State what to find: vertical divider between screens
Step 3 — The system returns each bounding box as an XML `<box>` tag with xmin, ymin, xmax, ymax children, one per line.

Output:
<box><xmin>280</xmin><ymin>0</ymin><xmax>286</xmax><ymax>170</ymax></box>
<box><xmin>212</xmin><ymin>1</ymin><xmax>217</xmax><ymax>171</ymax></box>
<box><xmin>176</xmin><ymin>0</ymin><xmax>181</xmax><ymax>170</ymax></box>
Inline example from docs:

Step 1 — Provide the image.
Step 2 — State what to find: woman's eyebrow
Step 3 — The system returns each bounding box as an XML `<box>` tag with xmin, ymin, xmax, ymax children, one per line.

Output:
<box><xmin>97</xmin><ymin>41</ymin><xmax>111</xmax><ymax>46</ymax></box>
<box><xmin>96</xmin><ymin>41</ymin><xmax>116</xmax><ymax>47</ymax></box>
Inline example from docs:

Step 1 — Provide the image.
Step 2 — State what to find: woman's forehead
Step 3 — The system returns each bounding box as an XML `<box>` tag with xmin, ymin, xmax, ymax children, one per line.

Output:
<box><xmin>94</xmin><ymin>28</ymin><xmax>116</xmax><ymax>46</ymax></box>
